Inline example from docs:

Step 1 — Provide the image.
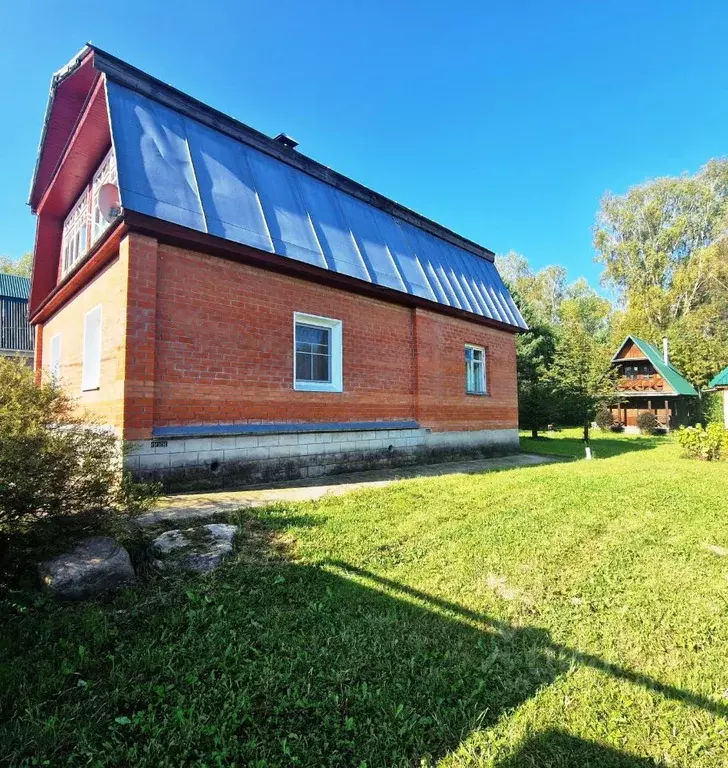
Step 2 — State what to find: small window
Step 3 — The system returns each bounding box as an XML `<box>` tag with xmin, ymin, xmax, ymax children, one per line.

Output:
<box><xmin>49</xmin><ymin>334</ymin><xmax>62</xmax><ymax>379</ymax></box>
<box><xmin>465</xmin><ymin>344</ymin><xmax>486</xmax><ymax>395</ymax></box>
<box><xmin>293</xmin><ymin>312</ymin><xmax>343</xmax><ymax>392</ymax></box>
<box><xmin>82</xmin><ymin>306</ymin><xmax>103</xmax><ymax>391</ymax></box>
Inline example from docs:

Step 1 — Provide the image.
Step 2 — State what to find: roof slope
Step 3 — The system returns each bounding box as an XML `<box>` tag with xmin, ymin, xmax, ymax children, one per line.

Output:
<box><xmin>0</xmin><ymin>274</ymin><xmax>30</xmax><ymax>300</ymax></box>
<box><xmin>614</xmin><ymin>336</ymin><xmax>698</xmax><ymax>396</ymax></box>
<box><xmin>709</xmin><ymin>366</ymin><xmax>728</xmax><ymax>388</ymax></box>
<box><xmin>101</xmin><ymin>68</ymin><xmax>526</xmax><ymax>330</ymax></box>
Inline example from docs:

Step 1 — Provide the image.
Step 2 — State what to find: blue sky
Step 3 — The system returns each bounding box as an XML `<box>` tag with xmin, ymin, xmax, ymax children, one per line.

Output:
<box><xmin>2</xmin><ymin>1</ymin><xmax>727</xmax><ymax>289</ymax></box>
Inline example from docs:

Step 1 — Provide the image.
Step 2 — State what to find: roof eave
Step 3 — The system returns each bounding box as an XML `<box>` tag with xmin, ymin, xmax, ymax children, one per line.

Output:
<box><xmin>27</xmin><ymin>45</ymin><xmax>94</xmax><ymax>208</ymax></box>
<box><xmin>123</xmin><ymin>210</ymin><xmax>525</xmax><ymax>333</ymax></box>
<box><xmin>88</xmin><ymin>44</ymin><xmax>496</xmax><ymax>264</ymax></box>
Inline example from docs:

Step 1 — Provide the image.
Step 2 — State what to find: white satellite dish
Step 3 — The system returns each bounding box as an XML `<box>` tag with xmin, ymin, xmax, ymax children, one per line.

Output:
<box><xmin>98</xmin><ymin>183</ymin><xmax>121</xmax><ymax>222</ymax></box>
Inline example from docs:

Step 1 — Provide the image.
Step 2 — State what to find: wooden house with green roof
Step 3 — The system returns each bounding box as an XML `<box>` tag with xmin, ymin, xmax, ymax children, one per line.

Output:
<box><xmin>608</xmin><ymin>335</ymin><xmax>698</xmax><ymax>431</ymax></box>
<box><xmin>707</xmin><ymin>365</ymin><xmax>728</xmax><ymax>428</ymax></box>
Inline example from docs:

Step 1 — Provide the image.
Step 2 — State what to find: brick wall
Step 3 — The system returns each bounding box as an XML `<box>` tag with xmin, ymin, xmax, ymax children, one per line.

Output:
<box><xmin>40</xmin><ymin>255</ymin><xmax>128</xmax><ymax>431</ymax></box>
<box><xmin>37</xmin><ymin>232</ymin><xmax>519</xmax><ymax>443</ymax></box>
<box><xmin>150</xmin><ymin>241</ymin><xmax>518</xmax><ymax>435</ymax></box>
<box><xmin>413</xmin><ymin>308</ymin><xmax>518</xmax><ymax>432</ymax></box>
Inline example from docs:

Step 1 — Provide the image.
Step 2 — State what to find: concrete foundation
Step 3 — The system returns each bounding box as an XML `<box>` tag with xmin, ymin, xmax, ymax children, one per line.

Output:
<box><xmin>127</xmin><ymin>426</ymin><xmax>520</xmax><ymax>492</ymax></box>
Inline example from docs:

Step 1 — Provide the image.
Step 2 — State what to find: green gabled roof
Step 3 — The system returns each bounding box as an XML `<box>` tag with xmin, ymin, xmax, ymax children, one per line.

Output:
<box><xmin>709</xmin><ymin>365</ymin><xmax>728</xmax><ymax>388</ymax></box>
<box><xmin>613</xmin><ymin>335</ymin><xmax>699</xmax><ymax>396</ymax></box>
<box><xmin>0</xmin><ymin>273</ymin><xmax>30</xmax><ymax>300</ymax></box>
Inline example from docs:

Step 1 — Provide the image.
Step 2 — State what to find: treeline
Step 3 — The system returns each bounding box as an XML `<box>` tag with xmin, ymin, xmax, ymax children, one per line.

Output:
<box><xmin>500</xmin><ymin>158</ymin><xmax>728</xmax><ymax>437</ymax></box>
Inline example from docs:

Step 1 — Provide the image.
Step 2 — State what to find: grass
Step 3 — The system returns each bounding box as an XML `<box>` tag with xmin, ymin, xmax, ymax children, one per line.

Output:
<box><xmin>520</xmin><ymin>427</ymin><xmax>666</xmax><ymax>459</ymax></box>
<box><xmin>2</xmin><ymin>430</ymin><xmax>728</xmax><ymax>766</ymax></box>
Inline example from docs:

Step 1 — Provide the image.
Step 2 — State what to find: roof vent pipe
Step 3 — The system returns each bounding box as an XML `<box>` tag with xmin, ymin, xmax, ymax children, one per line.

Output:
<box><xmin>663</xmin><ymin>337</ymin><xmax>669</xmax><ymax>365</ymax></box>
<box><xmin>273</xmin><ymin>133</ymin><xmax>299</xmax><ymax>150</ymax></box>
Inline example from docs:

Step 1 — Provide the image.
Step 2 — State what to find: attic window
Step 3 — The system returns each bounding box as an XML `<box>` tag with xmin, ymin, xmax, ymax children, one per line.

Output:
<box><xmin>91</xmin><ymin>149</ymin><xmax>118</xmax><ymax>241</ymax></box>
<box><xmin>61</xmin><ymin>189</ymin><xmax>89</xmax><ymax>275</ymax></box>
<box><xmin>61</xmin><ymin>148</ymin><xmax>118</xmax><ymax>276</ymax></box>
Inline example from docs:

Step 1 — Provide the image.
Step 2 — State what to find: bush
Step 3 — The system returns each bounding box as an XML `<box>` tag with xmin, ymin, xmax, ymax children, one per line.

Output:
<box><xmin>636</xmin><ymin>410</ymin><xmax>660</xmax><ymax>435</ymax></box>
<box><xmin>701</xmin><ymin>391</ymin><xmax>725</xmax><ymax>426</ymax></box>
<box><xmin>0</xmin><ymin>359</ymin><xmax>158</xmax><ymax>565</ymax></box>
<box><xmin>595</xmin><ymin>405</ymin><xmax>614</xmax><ymax>431</ymax></box>
<box><xmin>677</xmin><ymin>423</ymin><xmax>728</xmax><ymax>461</ymax></box>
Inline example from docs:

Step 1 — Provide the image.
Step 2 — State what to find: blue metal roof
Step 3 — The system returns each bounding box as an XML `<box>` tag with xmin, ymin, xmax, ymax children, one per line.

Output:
<box><xmin>106</xmin><ymin>81</ymin><xmax>527</xmax><ymax>330</ymax></box>
<box><xmin>0</xmin><ymin>274</ymin><xmax>30</xmax><ymax>301</ymax></box>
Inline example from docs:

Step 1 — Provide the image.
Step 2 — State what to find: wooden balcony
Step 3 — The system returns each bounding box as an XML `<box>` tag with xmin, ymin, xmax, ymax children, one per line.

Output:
<box><xmin>616</xmin><ymin>375</ymin><xmax>666</xmax><ymax>393</ymax></box>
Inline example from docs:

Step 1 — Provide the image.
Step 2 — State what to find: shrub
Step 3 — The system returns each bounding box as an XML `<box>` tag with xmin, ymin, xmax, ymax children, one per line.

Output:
<box><xmin>677</xmin><ymin>423</ymin><xmax>728</xmax><ymax>461</ymax></box>
<box><xmin>701</xmin><ymin>391</ymin><xmax>725</xmax><ymax>426</ymax></box>
<box><xmin>0</xmin><ymin>359</ymin><xmax>159</xmax><ymax>563</ymax></box>
<box><xmin>636</xmin><ymin>410</ymin><xmax>660</xmax><ymax>435</ymax></box>
<box><xmin>595</xmin><ymin>405</ymin><xmax>614</xmax><ymax>431</ymax></box>
<box><xmin>610</xmin><ymin>424</ymin><xmax>624</xmax><ymax>433</ymax></box>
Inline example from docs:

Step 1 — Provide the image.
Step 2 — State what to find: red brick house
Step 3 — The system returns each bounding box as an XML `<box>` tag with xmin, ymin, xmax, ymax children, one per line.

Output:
<box><xmin>28</xmin><ymin>46</ymin><xmax>527</xmax><ymax>490</ymax></box>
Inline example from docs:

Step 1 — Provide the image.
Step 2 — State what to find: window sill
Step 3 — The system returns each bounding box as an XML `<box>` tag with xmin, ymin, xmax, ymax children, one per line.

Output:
<box><xmin>294</xmin><ymin>381</ymin><xmax>343</xmax><ymax>393</ymax></box>
<box><xmin>82</xmin><ymin>387</ymin><xmax>100</xmax><ymax>393</ymax></box>
<box><xmin>466</xmin><ymin>391</ymin><xmax>489</xmax><ymax>397</ymax></box>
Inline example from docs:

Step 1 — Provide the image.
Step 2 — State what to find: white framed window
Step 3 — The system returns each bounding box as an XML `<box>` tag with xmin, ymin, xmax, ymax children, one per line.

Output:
<box><xmin>60</xmin><ymin>148</ymin><xmax>118</xmax><ymax>277</ymax></box>
<box><xmin>465</xmin><ymin>344</ymin><xmax>486</xmax><ymax>395</ymax></box>
<box><xmin>293</xmin><ymin>312</ymin><xmax>343</xmax><ymax>392</ymax></box>
<box><xmin>49</xmin><ymin>333</ymin><xmax>62</xmax><ymax>379</ymax></box>
<box><xmin>91</xmin><ymin>148</ymin><xmax>118</xmax><ymax>242</ymax></box>
<box><xmin>82</xmin><ymin>305</ymin><xmax>103</xmax><ymax>392</ymax></box>
<box><xmin>61</xmin><ymin>188</ymin><xmax>90</xmax><ymax>275</ymax></box>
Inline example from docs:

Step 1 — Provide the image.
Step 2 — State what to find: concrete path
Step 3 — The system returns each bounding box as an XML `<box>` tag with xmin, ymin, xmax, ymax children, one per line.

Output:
<box><xmin>139</xmin><ymin>452</ymin><xmax>557</xmax><ymax>526</ymax></box>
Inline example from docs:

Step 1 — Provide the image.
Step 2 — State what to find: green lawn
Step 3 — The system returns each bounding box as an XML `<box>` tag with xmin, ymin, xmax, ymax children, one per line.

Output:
<box><xmin>520</xmin><ymin>427</ymin><xmax>667</xmax><ymax>459</ymax></box>
<box><xmin>2</xmin><ymin>431</ymin><xmax>728</xmax><ymax>766</ymax></box>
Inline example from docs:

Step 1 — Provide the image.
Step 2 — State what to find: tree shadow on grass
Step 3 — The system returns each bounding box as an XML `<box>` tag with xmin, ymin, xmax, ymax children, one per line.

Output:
<box><xmin>519</xmin><ymin>434</ymin><xmax>667</xmax><ymax>460</ymax></box>
<box><xmin>495</xmin><ymin>729</ymin><xmax>659</xmax><ymax>767</ymax></box>
<box><xmin>1</xmin><ymin>513</ymin><xmax>723</xmax><ymax>766</ymax></box>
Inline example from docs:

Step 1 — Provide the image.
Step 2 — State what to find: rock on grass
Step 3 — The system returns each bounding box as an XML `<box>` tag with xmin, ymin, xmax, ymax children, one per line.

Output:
<box><xmin>151</xmin><ymin>523</ymin><xmax>237</xmax><ymax>572</ymax></box>
<box><xmin>38</xmin><ymin>537</ymin><xmax>135</xmax><ymax>600</ymax></box>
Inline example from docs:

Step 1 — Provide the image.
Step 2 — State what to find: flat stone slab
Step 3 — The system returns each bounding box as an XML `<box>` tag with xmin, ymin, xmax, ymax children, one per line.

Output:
<box><xmin>151</xmin><ymin>523</ymin><xmax>237</xmax><ymax>572</ymax></box>
<box><xmin>140</xmin><ymin>453</ymin><xmax>559</xmax><ymax>526</ymax></box>
<box><xmin>38</xmin><ymin>537</ymin><xmax>135</xmax><ymax>600</ymax></box>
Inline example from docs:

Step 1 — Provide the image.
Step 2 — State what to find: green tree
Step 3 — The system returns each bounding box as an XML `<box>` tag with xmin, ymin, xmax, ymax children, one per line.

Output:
<box><xmin>517</xmin><ymin>318</ymin><xmax>557</xmax><ymax>438</ymax></box>
<box><xmin>0</xmin><ymin>252</ymin><xmax>33</xmax><ymax>278</ymax></box>
<box><xmin>594</xmin><ymin>160</ymin><xmax>728</xmax><ymax>327</ymax></box>
<box><xmin>0</xmin><ymin>359</ymin><xmax>158</xmax><ymax>567</ymax></box>
<box><xmin>496</xmin><ymin>251</ymin><xmax>567</xmax><ymax>326</ymax></box>
<box><xmin>594</xmin><ymin>160</ymin><xmax>728</xmax><ymax>385</ymax></box>
<box><xmin>498</xmin><ymin>252</ymin><xmax>614</xmax><ymax>432</ymax></box>
<box><xmin>549</xmin><ymin>296</ymin><xmax>616</xmax><ymax>443</ymax></box>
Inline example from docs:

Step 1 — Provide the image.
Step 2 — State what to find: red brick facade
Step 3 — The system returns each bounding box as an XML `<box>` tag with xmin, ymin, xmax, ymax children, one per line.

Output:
<box><xmin>39</xmin><ymin>233</ymin><xmax>518</xmax><ymax>440</ymax></box>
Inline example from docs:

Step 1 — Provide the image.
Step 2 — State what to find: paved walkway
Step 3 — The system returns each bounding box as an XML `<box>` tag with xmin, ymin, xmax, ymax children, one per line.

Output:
<box><xmin>139</xmin><ymin>453</ymin><xmax>558</xmax><ymax>526</ymax></box>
